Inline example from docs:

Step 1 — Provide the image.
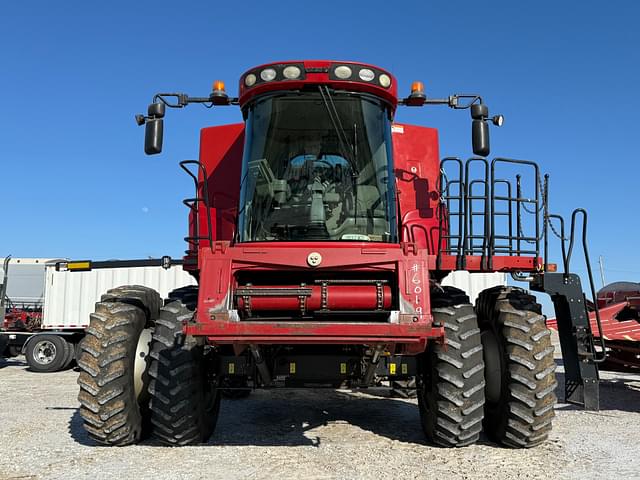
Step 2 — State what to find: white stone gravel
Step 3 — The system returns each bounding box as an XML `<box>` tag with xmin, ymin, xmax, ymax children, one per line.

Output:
<box><xmin>1</xmin><ymin>335</ymin><xmax>639</xmax><ymax>480</ymax></box>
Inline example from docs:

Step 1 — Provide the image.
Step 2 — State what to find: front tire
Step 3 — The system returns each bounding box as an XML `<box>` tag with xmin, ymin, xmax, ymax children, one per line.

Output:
<box><xmin>418</xmin><ymin>286</ymin><xmax>485</xmax><ymax>447</ymax></box>
<box><xmin>476</xmin><ymin>286</ymin><xmax>557</xmax><ymax>448</ymax></box>
<box><xmin>148</xmin><ymin>289</ymin><xmax>220</xmax><ymax>446</ymax></box>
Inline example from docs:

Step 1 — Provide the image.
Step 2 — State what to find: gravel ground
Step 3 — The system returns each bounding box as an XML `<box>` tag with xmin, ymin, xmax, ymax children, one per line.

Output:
<box><xmin>1</xmin><ymin>334</ymin><xmax>639</xmax><ymax>480</ymax></box>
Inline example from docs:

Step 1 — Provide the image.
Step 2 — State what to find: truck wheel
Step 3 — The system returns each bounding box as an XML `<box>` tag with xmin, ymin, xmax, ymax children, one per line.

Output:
<box><xmin>61</xmin><ymin>339</ymin><xmax>75</xmax><ymax>369</ymax></box>
<box><xmin>77</xmin><ymin>286</ymin><xmax>161</xmax><ymax>446</ymax></box>
<box><xmin>418</xmin><ymin>286</ymin><xmax>485</xmax><ymax>447</ymax></box>
<box><xmin>476</xmin><ymin>286</ymin><xmax>557</xmax><ymax>448</ymax></box>
<box><xmin>25</xmin><ymin>334</ymin><xmax>69</xmax><ymax>372</ymax></box>
<box><xmin>148</xmin><ymin>290</ymin><xmax>220</xmax><ymax>446</ymax></box>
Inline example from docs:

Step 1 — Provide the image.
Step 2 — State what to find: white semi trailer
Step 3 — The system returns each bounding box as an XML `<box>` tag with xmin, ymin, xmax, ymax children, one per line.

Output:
<box><xmin>0</xmin><ymin>257</ymin><xmax>196</xmax><ymax>372</ymax></box>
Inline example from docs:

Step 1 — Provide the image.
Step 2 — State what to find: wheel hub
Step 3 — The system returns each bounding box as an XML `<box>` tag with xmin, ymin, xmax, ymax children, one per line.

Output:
<box><xmin>33</xmin><ymin>340</ymin><xmax>56</xmax><ymax>365</ymax></box>
<box><xmin>134</xmin><ymin>328</ymin><xmax>153</xmax><ymax>398</ymax></box>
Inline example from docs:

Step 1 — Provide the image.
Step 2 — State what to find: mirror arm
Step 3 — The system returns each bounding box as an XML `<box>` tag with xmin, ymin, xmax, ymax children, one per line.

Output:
<box><xmin>151</xmin><ymin>93</ymin><xmax>238</xmax><ymax>109</ymax></box>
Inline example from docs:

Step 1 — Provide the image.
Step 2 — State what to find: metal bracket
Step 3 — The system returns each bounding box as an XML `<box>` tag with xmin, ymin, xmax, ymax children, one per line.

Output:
<box><xmin>531</xmin><ymin>272</ymin><xmax>599</xmax><ymax>410</ymax></box>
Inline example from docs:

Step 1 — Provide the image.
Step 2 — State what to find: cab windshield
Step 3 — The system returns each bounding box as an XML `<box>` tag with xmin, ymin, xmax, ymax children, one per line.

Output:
<box><xmin>237</xmin><ymin>90</ymin><xmax>397</xmax><ymax>243</ymax></box>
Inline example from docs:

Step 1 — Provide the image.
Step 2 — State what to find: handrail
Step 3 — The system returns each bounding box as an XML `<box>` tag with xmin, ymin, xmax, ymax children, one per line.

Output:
<box><xmin>179</xmin><ymin>160</ymin><xmax>214</xmax><ymax>251</ymax></box>
<box><xmin>566</xmin><ymin>208</ymin><xmax>607</xmax><ymax>363</ymax></box>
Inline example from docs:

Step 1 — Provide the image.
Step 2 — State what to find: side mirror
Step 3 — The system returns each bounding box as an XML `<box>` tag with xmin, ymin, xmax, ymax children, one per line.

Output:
<box><xmin>472</xmin><ymin>119</ymin><xmax>489</xmax><ymax>157</ymax></box>
<box><xmin>145</xmin><ymin>118</ymin><xmax>163</xmax><ymax>155</ymax></box>
<box><xmin>470</xmin><ymin>103</ymin><xmax>490</xmax><ymax>157</ymax></box>
<box><xmin>143</xmin><ymin>102</ymin><xmax>165</xmax><ymax>155</ymax></box>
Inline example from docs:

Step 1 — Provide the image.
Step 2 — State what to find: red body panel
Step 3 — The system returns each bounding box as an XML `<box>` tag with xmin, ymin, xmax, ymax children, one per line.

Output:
<box><xmin>185</xmin><ymin>124</ymin><xmax>244</xmax><ymax>269</ymax></box>
<box><xmin>186</xmin><ymin>242</ymin><xmax>435</xmax><ymax>354</ymax></box>
<box><xmin>393</xmin><ymin>124</ymin><xmax>441</xmax><ymax>253</ymax></box>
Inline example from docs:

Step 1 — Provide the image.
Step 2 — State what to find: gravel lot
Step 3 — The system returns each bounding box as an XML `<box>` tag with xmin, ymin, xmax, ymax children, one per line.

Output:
<box><xmin>1</xmin><ymin>334</ymin><xmax>639</xmax><ymax>480</ymax></box>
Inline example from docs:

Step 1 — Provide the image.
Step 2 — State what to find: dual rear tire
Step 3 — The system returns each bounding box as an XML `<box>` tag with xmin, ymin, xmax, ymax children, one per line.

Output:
<box><xmin>418</xmin><ymin>285</ymin><xmax>557</xmax><ymax>448</ymax></box>
<box><xmin>476</xmin><ymin>286</ymin><xmax>557</xmax><ymax>448</ymax></box>
<box><xmin>76</xmin><ymin>285</ymin><xmax>219</xmax><ymax>446</ymax></box>
<box><xmin>418</xmin><ymin>287</ymin><xmax>485</xmax><ymax>447</ymax></box>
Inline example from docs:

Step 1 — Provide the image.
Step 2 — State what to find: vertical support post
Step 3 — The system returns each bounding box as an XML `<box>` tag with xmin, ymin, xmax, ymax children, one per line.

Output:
<box><xmin>531</xmin><ymin>273</ymin><xmax>599</xmax><ymax>410</ymax></box>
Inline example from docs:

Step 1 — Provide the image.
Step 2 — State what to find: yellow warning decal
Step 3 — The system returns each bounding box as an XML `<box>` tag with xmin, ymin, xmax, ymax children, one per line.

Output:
<box><xmin>228</xmin><ymin>362</ymin><xmax>235</xmax><ymax>374</ymax></box>
<box><xmin>389</xmin><ymin>363</ymin><xmax>396</xmax><ymax>375</ymax></box>
<box><xmin>340</xmin><ymin>362</ymin><xmax>347</xmax><ymax>374</ymax></box>
<box><xmin>401</xmin><ymin>363</ymin><xmax>408</xmax><ymax>374</ymax></box>
<box><xmin>290</xmin><ymin>362</ymin><xmax>296</xmax><ymax>374</ymax></box>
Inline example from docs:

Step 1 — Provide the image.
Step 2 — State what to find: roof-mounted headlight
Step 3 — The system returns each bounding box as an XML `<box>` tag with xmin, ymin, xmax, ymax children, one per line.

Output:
<box><xmin>358</xmin><ymin>68</ymin><xmax>375</xmax><ymax>82</ymax></box>
<box><xmin>379</xmin><ymin>74</ymin><xmax>391</xmax><ymax>88</ymax></box>
<box><xmin>283</xmin><ymin>65</ymin><xmax>301</xmax><ymax>79</ymax></box>
<box><xmin>260</xmin><ymin>68</ymin><xmax>277</xmax><ymax>82</ymax></box>
<box><xmin>334</xmin><ymin>65</ymin><xmax>353</xmax><ymax>79</ymax></box>
<box><xmin>244</xmin><ymin>73</ymin><xmax>257</xmax><ymax>87</ymax></box>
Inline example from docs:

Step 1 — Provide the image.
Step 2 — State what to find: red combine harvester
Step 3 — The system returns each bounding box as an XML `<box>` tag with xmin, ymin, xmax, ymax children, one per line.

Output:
<box><xmin>63</xmin><ymin>60</ymin><xmax>603</xmax><ymax>448</ymax></box>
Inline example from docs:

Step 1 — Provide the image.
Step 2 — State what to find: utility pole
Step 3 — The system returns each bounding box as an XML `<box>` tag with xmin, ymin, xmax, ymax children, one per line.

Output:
<box><xmin>598</xmin><ymin>255</ymin><xmax>606</xmax><ymax>288</ymax></box>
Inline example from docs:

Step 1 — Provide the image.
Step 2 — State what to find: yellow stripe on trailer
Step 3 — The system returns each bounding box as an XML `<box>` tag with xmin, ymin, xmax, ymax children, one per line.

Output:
<box><xmin>67</xmin><ymin>261</ymin><xmax>91</xmax><ymax>271</ymax></box>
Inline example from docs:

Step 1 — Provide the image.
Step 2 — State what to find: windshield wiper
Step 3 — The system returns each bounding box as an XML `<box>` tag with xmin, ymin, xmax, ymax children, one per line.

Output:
<box><xmin>317</xmin><ymin>86</ymin><xmax>359</xmax><ymax>178</ymax></box>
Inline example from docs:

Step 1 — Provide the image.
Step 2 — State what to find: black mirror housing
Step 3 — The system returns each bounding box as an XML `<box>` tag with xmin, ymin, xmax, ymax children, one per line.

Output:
<box><xmin>148</xmin><ymin>102</ymin><xmax>165</xmax><ymax>118</ymax></box>
<box><xmin>472</xmin><ymin>119</ymin><xmax>490</xmax><ymax>157</ymax></box>
<box><xmin>144</xmin><ymin>118</ymin><xmax>163</xmax><ymax>155</ymax></box>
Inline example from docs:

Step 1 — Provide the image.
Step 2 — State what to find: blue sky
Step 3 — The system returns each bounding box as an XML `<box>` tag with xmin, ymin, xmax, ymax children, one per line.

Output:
<box><xmin>1</xmin><ymin>1</ymin><xmax>639</xmax><ymax>297</ymax></box>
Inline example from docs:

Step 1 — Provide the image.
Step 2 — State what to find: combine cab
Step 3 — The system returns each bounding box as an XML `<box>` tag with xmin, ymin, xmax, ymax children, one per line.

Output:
<box><xmin>68</xmin><ymin>60</ymin><xmax>603</xmax><ymax>448</ymax></box>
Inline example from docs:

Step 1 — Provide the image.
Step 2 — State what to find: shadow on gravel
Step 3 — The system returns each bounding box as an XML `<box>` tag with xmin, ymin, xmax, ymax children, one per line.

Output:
<box><xmin>69</xmin><ymin>410</ymin><xmax>94</xmax><ymax>446</ymax></box>
<box><xmin>554</xmin><ymin>369</ymin><xmax>640</xmax><ymax>413</ymax></box>
<box><xmin>0</xmin><ymin>357</ymin><xmax>26</xmax><ymax>369</ymax></box>
<box><xmin>209</xmin><ymin>389</ymin><xmax>429</xmax><ymax>447</ymax></box>
<box><xmin>68</xmin><ymin>365</ymin><xmax>640</xmax><ymax>448</ymax></box>
<box><xmin>69</xmin><ymin>389</ymin><xmax>432</xmax><ymax>448</ymax></box>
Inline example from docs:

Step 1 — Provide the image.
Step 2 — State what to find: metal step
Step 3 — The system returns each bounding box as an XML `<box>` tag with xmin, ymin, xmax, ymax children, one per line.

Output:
<box><xmin>531</xmin><ymin>272</ymin><xmax>600</xmax><ymax>410</ymax></box>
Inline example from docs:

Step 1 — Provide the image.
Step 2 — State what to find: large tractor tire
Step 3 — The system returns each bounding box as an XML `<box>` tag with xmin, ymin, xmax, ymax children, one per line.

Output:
<box><xmin>476</xmin><ymin>286</ymin><xmax>557</xmax><ymax>448</ymax></box>
<box><xmin>148</xmin><ymin>289</ymin><xmax>221</xmax><ymax>446</ymax></box>
<box><xmin>25</xmin><ymin>334</ymin><xmax>71</xmax><ymax>372</ymax></box>
<box><xmin>76</xmin><ymin>286</ymin><xmax>161</xmax><ymax>446</ymax></box>
<box><xmin>418</xmin><ymin>286</ymin><xmax>485</xmax><ymax>447</ymax></box>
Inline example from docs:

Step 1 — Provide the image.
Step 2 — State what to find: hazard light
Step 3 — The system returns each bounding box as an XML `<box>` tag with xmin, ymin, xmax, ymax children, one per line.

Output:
<box><xmin>405</xmin><ymin>80</ymin><xmax>426</xmax><ymax>106</ymax></box>
<box><xmin>210</xmin><ymin>80</ymin><xmax>230</xmax><ymax>106</ymax></box>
